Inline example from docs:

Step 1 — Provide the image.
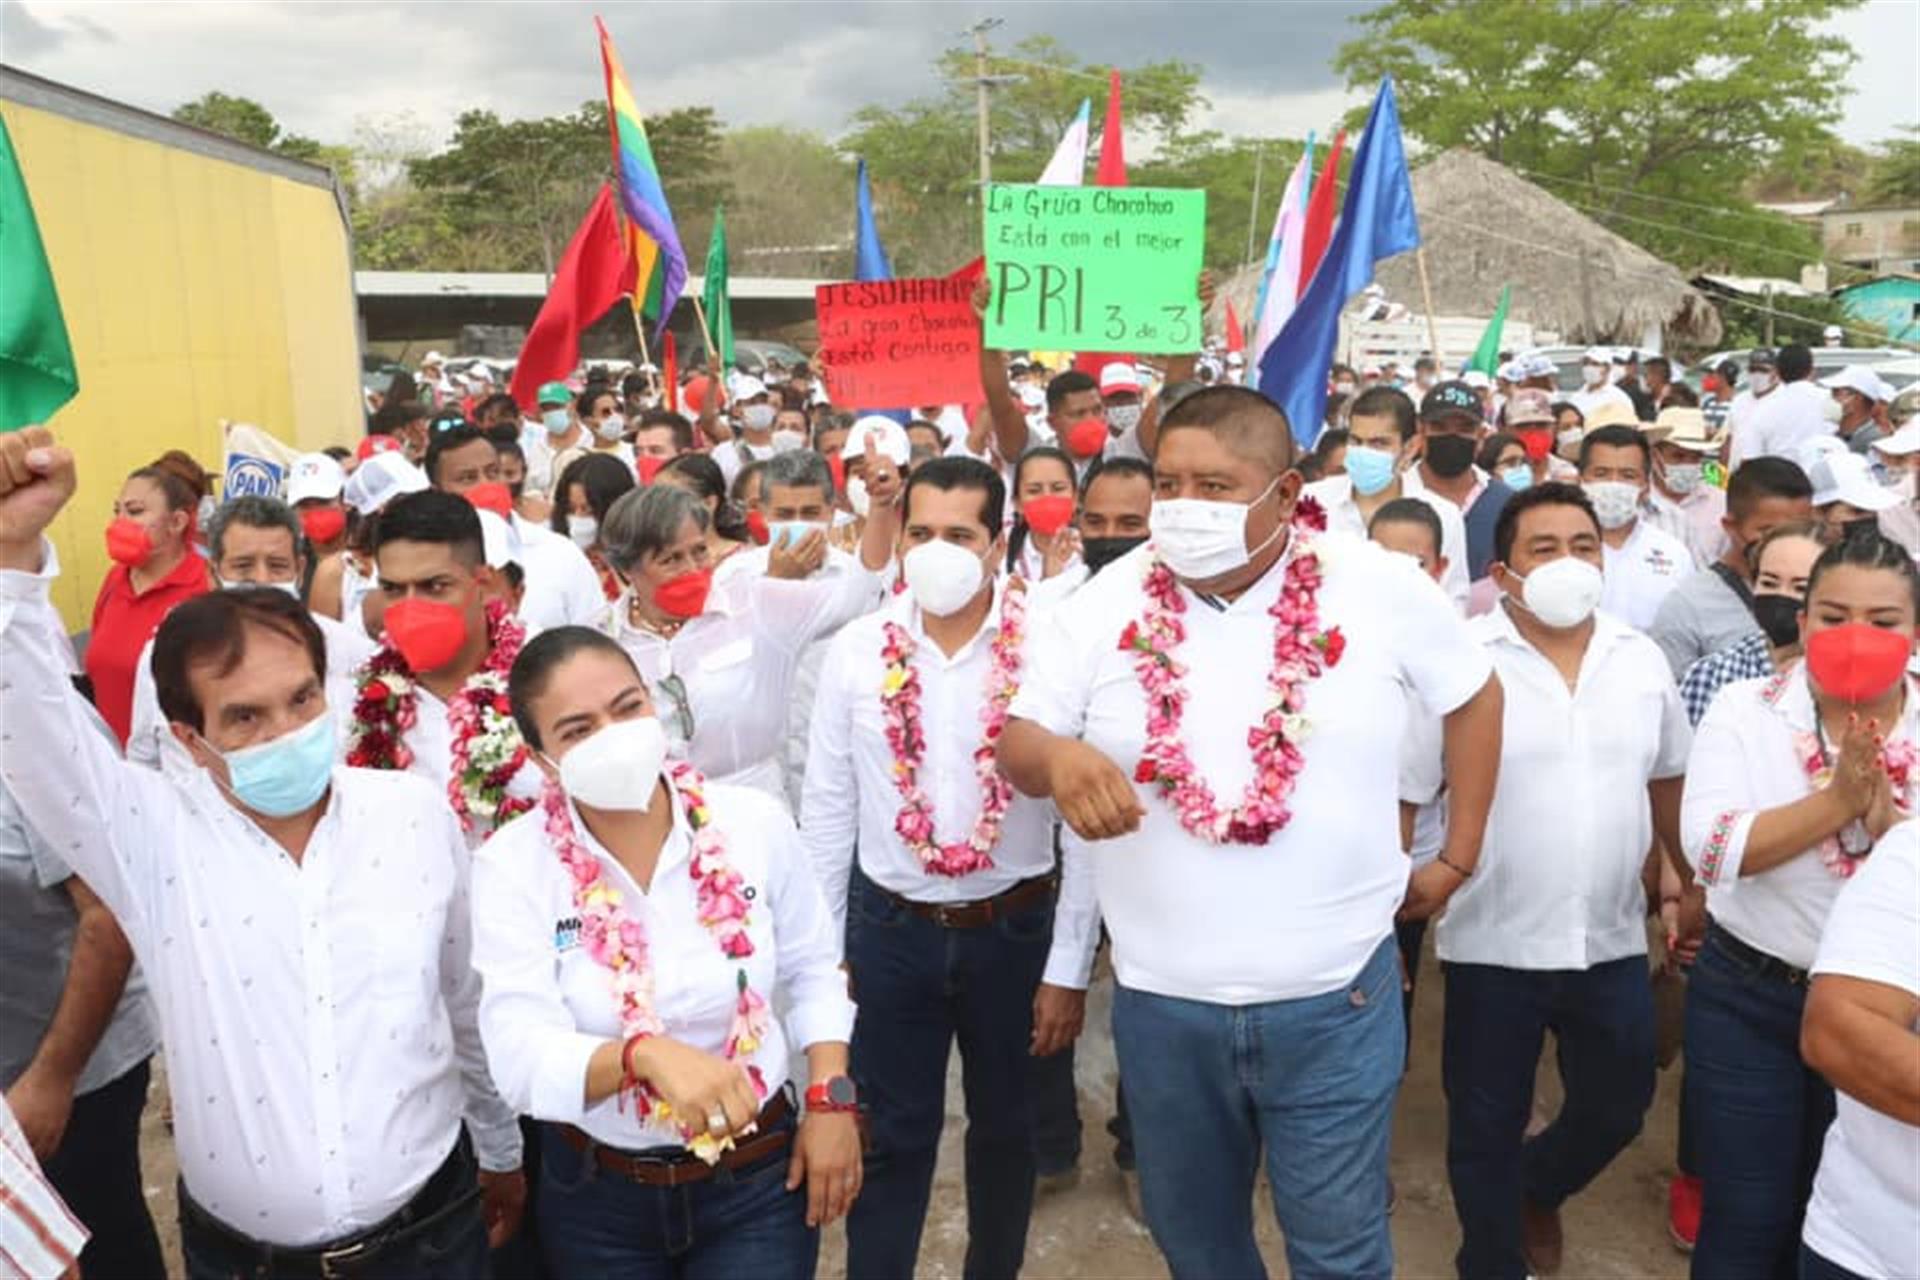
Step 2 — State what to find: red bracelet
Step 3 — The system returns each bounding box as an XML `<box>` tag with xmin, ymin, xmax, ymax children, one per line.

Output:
<box><xmin>619</xmin><ymin>1033</ymin><xmax>652</xmax><ymax>1088</ymax></box>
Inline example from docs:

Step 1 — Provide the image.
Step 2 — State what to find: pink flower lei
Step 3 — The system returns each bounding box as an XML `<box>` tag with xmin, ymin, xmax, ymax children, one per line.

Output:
<box><xmin>1123</xmin><ymin>495</ymin><xmax>1344</xmax><ymax>846</ymax></box>
<box><xmin>543</xmin><ymin>760</ymin><xmax>770</xmax><ymax>1164</ymax></box>
<box><xmin>346</xmin><ymin>598</ymin><xmax>535</xmax><ymax>834</ymax></box>
<box><xmin>1793</xmin><ymin>728</ymin><xmax>1917</xmax><ymax>878</ymax></box>
<box><xmin>878</xmin><ymin>579</ymin><xmax>1028</xmax><ymax>877</ymax></box>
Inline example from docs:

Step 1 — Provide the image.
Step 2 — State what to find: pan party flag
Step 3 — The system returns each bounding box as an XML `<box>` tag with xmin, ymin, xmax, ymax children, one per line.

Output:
<box><xmin>596</xmin><ymin>16</ymin><xmax>687</xmax><ymax>337</ymax></box>
<box><xmin>0</xmin><ymin>114</ymin><xmax>77</xmax><ymax>432</ymax></box>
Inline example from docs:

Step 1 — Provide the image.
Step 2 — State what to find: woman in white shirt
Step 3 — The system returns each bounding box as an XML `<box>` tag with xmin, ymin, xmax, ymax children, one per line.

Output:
<box><xmin>1680</xmin><ymin>532</ymin><xmax>1920</xmax><ymax>1280</ymax></box>
<box><xmin>598</xmin><ymin>485</ymin><xmax>885</xmax><ymax>805</ymax></box>
<box><xmin>470</xmin><ymin>626</ymin><xmax>861</xmax><ymax>1278</ymax></box>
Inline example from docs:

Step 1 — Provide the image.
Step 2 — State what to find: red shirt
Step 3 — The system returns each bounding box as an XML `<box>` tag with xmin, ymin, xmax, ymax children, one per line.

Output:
<box><xmin>86</xmin><ymin>551</ymin><xmax>211</xmax><ymax>744</ymax></box>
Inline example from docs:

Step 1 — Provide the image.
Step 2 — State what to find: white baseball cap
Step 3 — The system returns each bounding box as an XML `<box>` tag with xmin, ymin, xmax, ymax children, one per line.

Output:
<box><xmin>841</xmin><ymin>415</ymin><xmax>911</xmax><ymax>466</ymax></box>
<box><xmin>1808</xmin><ymin>449</ymin><xmax>1899</xmax><ymax>512</ymax></box>
<box><xmin>1872</xmin><ymin>422</ymin><xmax>1920</xmax><ymax>457</ymax></box>
<box><xmin>1582</xmin><ymin>346</ymin><xmax>1612</xmax><ymax>364</ymax></box>
<box><xmin>1099</xmin><ymin>362</ymin><xmax>1142</xmax><ymax>396</ymax></box>
<box><xmin>475</xmin><ymin>509</ymin><xmax>524</xmax><ymax>569</ymax></box>
<box><xmin>1521</xmin><ymin>353</ymin><xmax>1558</xmax><ymax>379</ymax></box>
<box><xmin>728</xmin><ymin>373</ymin><xmax>769</xmax><ymax>402</ymax></box>
<box><xmin>342</xmin><ymin>451</ymin><xmax>428</xmax><ymax>516</ymax></box>
<box><xmin>1460</xmin><ymin>369</ymin><xmax>1492</xmax><ymax>390</ymax></box>
<box><xmin>1820</xmin><ymin>364</ymin><xmax>1895</xmax><ymax>403</ymax></box>
<box><xmin>286</xmin><ymin>452</ymin><xmax>345</xmax><ymax>505</ymax></box>
<box><xmin>422</xmin><ymin>350</ymin><xmax>446</xmax><ymax>367</ymax></box>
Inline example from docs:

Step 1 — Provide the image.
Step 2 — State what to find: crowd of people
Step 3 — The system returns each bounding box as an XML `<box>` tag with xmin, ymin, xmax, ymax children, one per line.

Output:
<box><xmin>0</xmin><ymin>289</ymin><xmax>1916</xmax><ymax>1280</ymax></box>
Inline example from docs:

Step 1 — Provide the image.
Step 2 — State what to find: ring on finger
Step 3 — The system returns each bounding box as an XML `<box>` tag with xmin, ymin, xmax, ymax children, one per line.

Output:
<box><xmin>706</xmin><ymin>1109</ymin><xmax>729</xmax><ymax>1134</ymax></box>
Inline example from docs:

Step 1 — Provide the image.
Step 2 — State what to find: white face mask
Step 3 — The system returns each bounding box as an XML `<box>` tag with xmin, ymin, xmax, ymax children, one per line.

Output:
<box><xmin>1106</xmin><ymin>403</ymin><xmax>1144</xmax><ymax>435</ymax></box>
<box><xmin>1660</xmin><ymin>461</ymin><xmax>1704</xmax><ymax>497</ymax></box>
<box><xmin>846</xmin><ymin>475</ymin><xmax>871</xmax><ymax>518</ymax></box>
<box><xmin>1148</xmin><ymin>476</ymin><xmax>1283</xmax><ymax>582</ymax></box>
<box><xmin>215</xmin><ymin>578</ymin><xmax>301</xmax><ymax>599</ymax></box>
<box><xmin>555</xmin><ymin>716</ymin><xmax>667</xmax><ymax>812</ymax></box>
<box><xmin>742</xmin><ymin>404</ymin><xmax>776</xmax><ymax>432</ymax></box>
<box><xmin>1332</xmin><ymin>380</ymin><xmax>1357</xmax><ymax>396</ymax></box>
<box><xmin>901</xmin><ymin>539</ymin><xmax>988</xmax><ymax>617</ymax></box>
<box><xmin>772</xmin><ymin>429</ymin><xmax>807</xmax><ymax>454</ymax></box>
<box><xmin>1749</xmin><ymin>371</ymin><xmax>1776</xmax><ymax>395</ymax></box>
<box><xmin>1822</xmin><ymin>396</ymin><xmax>1844</xmax><ymax>425</ymax></box>
<box><xmin>1508</xmin><ymin>555</ymin><xmax>1603</xmax><ymax>629</ymax></box>
<box><xmin>1582</xmin><ymin>363</ymin><xmax>1608</xmax><ymax>388</ymax></box>
<box><xmin>567</xmin><ymin>514</ymin><xmax>598</xmax><ymax>550</ymax></box>
<box><xmin>1584</xmin><ymin>480</ymin><xmax>1641</xmax><ymax>530</ymax></box>
<box><xmin>595</xmin><ymin>414</ymin><xmax>626</xmax><ymax>443</ymax></box>
<box><xmin>1556</xmin><ymin>427</ymin><xmax>1585</xmax><ymax>454</ymax></box>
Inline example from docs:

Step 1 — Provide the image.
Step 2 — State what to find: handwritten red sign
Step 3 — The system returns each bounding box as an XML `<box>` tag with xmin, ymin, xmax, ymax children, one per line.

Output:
<box><xmin>815</xmin><ymin>278</ymin><xmax>981</xmax><ymax>409</ymax></box>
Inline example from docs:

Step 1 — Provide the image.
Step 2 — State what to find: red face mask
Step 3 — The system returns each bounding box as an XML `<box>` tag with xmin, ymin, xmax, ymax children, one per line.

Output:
<box><xmin>1515</xmin><ymin>427</ymin><xmax>1553</xmax><ymax>463</ymax></box>
<box><xmin>383</xmin><ymin>597</ymin><xmax>470</xmax><ymax>673</ymax></box>
<box><xmin>653</xmin><ymin>567</ymin><xmax>713</xmax><ymax>619</ymax></box>
<box><xmin>463</xmin><ymin>482</ymin><xmax>513</xmax><ymax>518</ymax></box>
<box><xmin>1023</xmin><ymin>494</ymin><xmax>1075</xmax><ymax>536</ymax></box>
<box><xmin>636</xmin><ymin>455</ymin><xmax>670</xmax><ymax>486</ymax></box>
<box><xmin>1806</xmin><ymin>623</ymin><xmax>1912</xmax><ymax>704</ymax></box>
<box><xmin>744</xmin><ymin>509</ymin><xmax>771</xmax><ymax>546</ymax></box>
<box><xmin>1063</xmin><ymin>418</ymin><xmax>1108</xmax><ymax>459</ymax></box>
<box><xmin>300</xmin><ymin>506</ymin><xmax>347</xmax><ymax>545</ymax></box>
<box><xmin>105</xmin><ymin>517</ymin><xmax>154</xmax><ymax>567</ymax></box>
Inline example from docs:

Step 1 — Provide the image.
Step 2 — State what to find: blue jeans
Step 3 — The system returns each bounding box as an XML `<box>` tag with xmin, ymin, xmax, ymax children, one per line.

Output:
<box><xmin>1112</xmin><ymin>937</ymin><xmax>1404</xmax><ymax>1280</ymax></box>
<box><xmin>1028</xmin><ymin>1040</ymin><xmax>1082</xmax><ymax>1177</ymax></box>
<box><xmin>1441</xmin><ymin>956</ymin><xmax>1657</xmax><ymax>1280</ymax></box>
<box><xmin>1685</xmin><ymin>925</ymin><xmax>1835</xmax><ymax>1280</ymax></box>
<box><xmin>843</xmin><ymin>865</ymin><xmax>1054</xmax><ymax>1280</ymax></box>
<box><xmin>535</xmin><ymin>1119</ymin><xmax>815</xmax><ymax>1279</ymax></box>
<box><xmin>40</xmin><ymin>1057</ymin><xmax>165</xmax><ymax>1280</ymax></box>
<box><xmin>1800</xmin><ymin>1242</ymin><xmax>1870</xmax><ymax>1280</ymax></box>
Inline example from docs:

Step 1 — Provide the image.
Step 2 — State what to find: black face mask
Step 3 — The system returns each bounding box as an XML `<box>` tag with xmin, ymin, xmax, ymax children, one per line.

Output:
<box><xmin>1425</xmin><ymin>433</ymin><xmax>1477</xmax><ymax>478</ymax></box>
<box><xmin>1082</xmin><ymin>535</ymin><xmax>1148</xmax><ymax>575</ymax></box>
<box><xmin>1751</xmin><ymin>593</ymin><xmax>1801</xmax><ymax>649</ymax></box>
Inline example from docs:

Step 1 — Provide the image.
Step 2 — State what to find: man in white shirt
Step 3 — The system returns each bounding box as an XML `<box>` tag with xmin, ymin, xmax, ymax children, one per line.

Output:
<box><xmin>0</xmin><ymin>426</ymin><xmax>523</xmax><ymax>1279</ymax></box>
<box><xmin>128</xmin><ymin>495</ymin><xmax>377</xmax><ymax>770</ymax></box>
<box><xmin>1578</xmin><ymin>422</ymin><xmax>1692</xmax><ymax>629</ymax></box>
<box><xmin>1567</xmin><ymin>346</ymin><xmax>1635</xmax><ymax>423</ymax></box>
<box><xmin>1441</xmin><ymin>482</ymin><xmax>1691</xmax><ymax>1278</ymax></box>
<box><xmin>803</xmin><ymin>457</ymin><xmax>1097</xmax><ymax>1280</ymax></box>
<box><xmin>1733</xmin><ymin>344</ymin><xmax>1834</xmax><ymax>467</ymax></box>
<box><xmin>710</xmin><ymin>375</ymin><xmax>779</xmax><ymax>489</ymax></box>
<box><xmin>1305</xmin><ymin>384</ymin><xmax>1471</xmax><ymax>608</ymax></box>
<box><xmin>522</xmin><ymin>380</ymin><xmax>586</xmax><ymax>501</ymax></box>
<box><xmin>1644</xmin><ymin>407</ymin><xmax>1730</xmax><ymax>567</ymax></box>
<box><xmin>426</xmin><ymin>423</ymin><xmax>606</xmax><ymax>630</ymax></box>
<box><xmin>999</xmin><ymin>387</ymin><xmax>1504</xmax><ymax>1279</ymax></box>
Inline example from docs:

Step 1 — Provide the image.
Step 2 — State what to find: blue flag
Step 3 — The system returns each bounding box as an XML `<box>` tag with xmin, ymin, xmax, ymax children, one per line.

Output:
<box><xmin>1256</xmin><ymin>78</ymin><xmax>1420</xmax><ymax>446</ymax></box>
<box><xmin>854</xmin><ymin>158</ymin><xmax>893</xmax><ymax>282</ymax></box>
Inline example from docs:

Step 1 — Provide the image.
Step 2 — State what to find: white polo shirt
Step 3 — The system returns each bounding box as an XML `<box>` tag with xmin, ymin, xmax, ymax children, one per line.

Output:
<box><xmin>1645</xmin><ymin>484</ymin><xmax>1728</xmax><ymax>568</ymax></box>
<box><xmin>1304</xmin><ymin>474</ymin><xmax>1470</xmax><ymax>610</ymax></box>
<box><xmin>1601</xmin><ymin>518</ymin><xmax>1691</xmax><ymax>631</ymax></box>
<box><xmin>1437</xmin><ymin>606</ymin><xmax>1691</xmax><ymax>969</ymax></box>
<box><xmin>1801</xmin><ymin>819</ymin><xmax>1920</xmax><ymax>1280</ymax></box>
<box><xmin>1010</xmin><ymin>535</ymin><xmax>1493</xmax><ymax>1005</ymax></box>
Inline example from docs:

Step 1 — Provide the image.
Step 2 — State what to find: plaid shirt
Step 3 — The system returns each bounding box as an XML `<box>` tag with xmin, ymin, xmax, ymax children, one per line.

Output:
<box><xmin>1679</xmin><ymin>630</ymin><xmax>1775</xmax><ymax>726</ymax></box>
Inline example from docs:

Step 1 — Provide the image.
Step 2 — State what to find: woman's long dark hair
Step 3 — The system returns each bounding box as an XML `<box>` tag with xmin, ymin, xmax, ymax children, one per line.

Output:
<box><xmin>661</xmin><ymin>452</ymin><xmax>751</xmax><ymax>543</ymax></box>
<box><xmin>549</xmin><ymin>453</ymin><xmax>637</xmax><ymax>537</ymax></box>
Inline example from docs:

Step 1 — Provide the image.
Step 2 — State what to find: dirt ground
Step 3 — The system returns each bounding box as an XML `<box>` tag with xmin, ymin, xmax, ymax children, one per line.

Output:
<box><xmin>136</xmin><ymin>935</ymin><xmax>1694</xmax><ymax>1279</ymax></box>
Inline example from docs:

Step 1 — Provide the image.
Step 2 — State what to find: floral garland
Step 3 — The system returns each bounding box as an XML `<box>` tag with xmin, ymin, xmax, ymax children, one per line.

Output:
<box><xmin>1793</xmin><ymin>729</ymin><xmax>1918</xmax><ymax>878</ymax></box>
<box><xmin>544</xmin><ymin>761</ymin><xmax>769</xmax><ymax>1163</ymax></box>
<box><xmin>1123</xmin><ymin>495</ymin><xmax>1344</xmax><ymax>846</ymax></box>
<box><xmin>878</xmin><ymin>579</ymin><xmax>1027</xmax><ymax>877</ymax></box>
<box><xmin>346</xmin><ymin>598</ymin><xmax>535</xmax><ymax>834</ymax></box>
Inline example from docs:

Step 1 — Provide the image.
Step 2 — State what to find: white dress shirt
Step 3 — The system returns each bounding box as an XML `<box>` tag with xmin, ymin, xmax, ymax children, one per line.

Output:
<box><xmin>1645</xmin><ymin>484</ymin><xmax>1729</xmax><ymax>568</ymax></box>
<box><xmin>1681</xmin><ymin>664</ymin><xmax>1920</xmax><ymax>970</ymax></box>
<box><xmin>1601</xmin><ymin>518</ymin><xmax>1692</xmax><ymax>631</ymax></box>
<box><xmin>1437</xmin><ymin>607</ymin><xmax>1692</xmax><ymax>969</ymax></box>
<box><xmin>1010</xmin><ymin>536</ymin><xmax>1494</xmax><ymax>1005</ymax></box>
<box><xmin>392</xmin><ymin>684</ymin><xmax>546</xmax><ymax>847</ymax></box>
<box><xmin>1801</xmin><ymin>818</ymin><xmax>1920</xmax><ymax>1280</ymax></box>
<box><xmin>711</xmin><ymin>438</ymin><xmax>776</xmax><ymax>490</ymax></box>
<box><xmin>0</xmin><ymin>549</ymin><xmax>520</xmax><ymax>1248</ymax></box>
<box><xmin>802</xmin><ymin>581</ymin><xmax>1097</xmax><ymax>989</ymax></box>
<box><xmin>1398</xmin><ymin>683</ymin><xmax>1446</xmax><ymax>869</ymax></box>
<box><xmin>512</xmin><ymin>515</ymin><xmax>610</xmax><ymax>632</ymax></box>
<box><xmin>607</xmin><ymin>557</ymin><xmax>882</xmax><ymax>804</ymax></box>
<box><xmin>128</xmin><ymin>609</ymin><xmax>376</xmax><ymax>771</ymax></box>
<box><xmin>1305</xmin><ymin>474</ymin><xmax>1470</xmax><ymax>609</ymax></box>
<box><xmin>522</xmin><ymin>426</ymin><xmax>586</xmax><ymax>500</ymax></box>
<box><xmin>1568</xmin><ymin>382</ymin><xmax>1634</xmax><ymax>422</ymax></box>
<box><xmin>471</xmin><ymin>777</ymin><xmax>854</xmax><ymax>1150</ymax></box>
<box><xmin>1733</xmin><ymin>379</ymin><xmax>1834</xmax><ymax>466</ymax></box>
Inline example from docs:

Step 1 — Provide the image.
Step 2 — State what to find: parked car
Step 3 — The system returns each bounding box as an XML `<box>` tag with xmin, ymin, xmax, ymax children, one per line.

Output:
<box><xmin>678</xmin><ymin>336</ymin><xmax>810</xmax><ymax>379</ymax></box>
<box><xmin>1684</xmin><ymin>346</ymin><xmax>1910</xmax><ymax>394</ymax></box>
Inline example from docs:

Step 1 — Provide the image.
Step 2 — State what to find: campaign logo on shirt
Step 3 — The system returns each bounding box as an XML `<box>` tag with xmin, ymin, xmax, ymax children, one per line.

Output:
<box><xmin>1645</xmin><ymin>547</ymin><xmax>1681</xmax><ymax>577</ymax></box>
<box><xmin>553</xmin><ymin>915</ymin><xmax>583</xmax><ymax>952</ymax></box>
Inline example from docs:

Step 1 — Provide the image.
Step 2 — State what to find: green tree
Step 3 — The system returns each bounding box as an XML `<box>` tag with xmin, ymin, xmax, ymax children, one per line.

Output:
<box><xmin>718</xmin><ymin>126</ymin><xmax>852</xmax><ymax>277</ymax></box>
<box><xmin>1335</xmin><ymin>0</ymin><xmax>1862</xmax><ymax>278</ymax></box>
<box><xmin>1866</xmin><ymin>127</ymin><xmax>1920</xmax><ymax>205</ymax></box>
<box><xmin>172</xmin><ymin>91</ymin><xmax>280</xmax><ymax>148</ymax></box>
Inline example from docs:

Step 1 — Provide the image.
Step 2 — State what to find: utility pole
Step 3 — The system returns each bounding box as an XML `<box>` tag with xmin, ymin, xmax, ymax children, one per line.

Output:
<box><xmin>953</xmin><ymin>18</ymin><xmax>1019</xmax><ymax>191</ymax></box>
<box><xmin>1244</xmin><ymin>143</ymin><xmax>1266</xmax><ymax>267</ymax></box>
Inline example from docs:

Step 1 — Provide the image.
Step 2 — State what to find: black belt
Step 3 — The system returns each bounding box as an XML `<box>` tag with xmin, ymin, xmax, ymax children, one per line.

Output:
<box><xmin>1707</xmin><ymin>919</ymin><xmax>1810</xmax><ymax>987</ymax></box>
<box><xmin>178</xmin><ymin>1134</ymin><xmax>480</xmax><ymax>1277</ymax></box>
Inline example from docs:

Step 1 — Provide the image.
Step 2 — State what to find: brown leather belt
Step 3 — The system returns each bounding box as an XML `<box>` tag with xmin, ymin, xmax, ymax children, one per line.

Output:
<box><xmin>558</xmin><ymin>1089</ymin><xmax>794</xmax><ymax>1187</ymax></box>
<box><xmin>882</xmin><ymin>871</ymin><xmax>1058</xmax><ymax>929</ymax></box>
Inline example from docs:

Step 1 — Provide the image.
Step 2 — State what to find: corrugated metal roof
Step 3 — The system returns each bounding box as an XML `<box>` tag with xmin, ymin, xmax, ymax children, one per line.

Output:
<box><xmin>355</xmin><ymin>271</ymin><xmax>827</xmax><ymax>300</ymax></box>
<box><xmin>1695</xmin><ymin>273</ymin><xmax>1817</xmax><ymax>298</ymax></box>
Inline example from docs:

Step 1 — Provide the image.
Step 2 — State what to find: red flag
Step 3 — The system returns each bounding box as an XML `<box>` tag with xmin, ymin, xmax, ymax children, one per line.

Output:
<box><xmin>661</xmin><ymin>330</ymin><xmax>679</xmax><ymax>413</ymax></box>
<box><xmin>1224</xmin><ymin>299</ymin><xmax>1245</xmax><ymax>354</ymax></box>
<box><xmin>509</xmin><ymin>184</ymin><xmax>637</xmax><ymax>410</ymax></box>
<box><xmin>1297</xmin><ymin>130</ymin><xmax>1347</xmax><ymax>302</ymax></box>
<box><xmin>1095</xmin><ymin>69</ymin><xmax>1126</xmax><ymax>187</ymax></box>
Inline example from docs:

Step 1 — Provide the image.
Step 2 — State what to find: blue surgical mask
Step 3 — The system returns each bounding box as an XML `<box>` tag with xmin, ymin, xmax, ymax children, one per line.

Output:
<box><xmin>1500</xmin><ymin>463</ymin><xmax>1534</xmax><ymax>493</ymax></box>
<box><xmin>769</xmin><ymin>520</ymin><xmax>823</xmax><ymax>550</ymax></box>
<box><xmin>1345</xmin><ymin>445</ymin><xmax>1398</xmax><ymax>497</ymax></box>
<box><xmin>542</xmin><ymin>409</ymin><xmax>570</xmax><ymax>435</ymax></box>
<box><xmin>202</xmin><ymin>714</ymin><xmax>336</xmax><ymax>818</ymax></box>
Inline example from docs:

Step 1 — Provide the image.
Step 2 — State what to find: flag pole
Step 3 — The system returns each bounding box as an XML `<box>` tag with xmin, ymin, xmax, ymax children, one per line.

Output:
<box><xmin>629</xmin><ymin>299</ymin><xmax>652</xmax><ymax>368</ymax></box>
<box><xmin>690</xmin><ymin>295</ymin><xmax>718</xmax><ymax>368</ymax></box>
<box><xmin>1414</xmin><ymin>248</ymin><xmax>1445</xmax><ymax>369</ymax></box>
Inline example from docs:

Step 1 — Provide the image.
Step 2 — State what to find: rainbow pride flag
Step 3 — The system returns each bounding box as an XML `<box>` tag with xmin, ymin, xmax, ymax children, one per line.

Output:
<box><xmin>596</xmin><ymin>16</ymin><xmax>686</xmax><ymax>335</ymax></box>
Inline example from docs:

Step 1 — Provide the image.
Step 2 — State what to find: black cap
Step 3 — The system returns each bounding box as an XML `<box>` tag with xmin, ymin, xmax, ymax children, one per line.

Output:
<box><xmin>1421</xmin><ymin>380</ymin><xmax>1482</xmax><ymax>421</ymax></box>
<box><xmin>1748</xmin><ymin>348</ymin><xmax>1777</xmax><ymax>369</ymax></box>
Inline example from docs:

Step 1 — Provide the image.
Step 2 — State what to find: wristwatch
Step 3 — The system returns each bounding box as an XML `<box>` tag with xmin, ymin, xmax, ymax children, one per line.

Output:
<box><xmin>805</xmin><ymin>1075</ymin><xmax>860</xmax><ymax>1114</ymax></box>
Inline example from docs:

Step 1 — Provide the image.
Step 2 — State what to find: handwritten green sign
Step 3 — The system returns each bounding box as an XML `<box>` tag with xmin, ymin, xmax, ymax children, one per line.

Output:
<box><xmin>982</xmin><ymin>183</ymin><xmax>1206</xmax><ymax>354</ymax></box>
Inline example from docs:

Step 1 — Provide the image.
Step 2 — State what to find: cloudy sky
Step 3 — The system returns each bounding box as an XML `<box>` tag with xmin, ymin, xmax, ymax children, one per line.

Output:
<box><xmin>4</xmin><ymin>0</ymin><xmax>1916</xmax><ymax>154</ymax></box>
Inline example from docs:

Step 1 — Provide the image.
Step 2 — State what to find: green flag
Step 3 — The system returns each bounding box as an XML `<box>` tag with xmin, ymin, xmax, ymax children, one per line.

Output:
<box><xmin>702</xmin><ymin>207</ymin><xmax>733</xmax><ymax>368</ymax></box>
<box><xmin>0</xmin><ymin>114</ymin><xmax>77</xmax><ymax>432</ymax></box>
<box><xmin>1466</xmin><ymin>285</ymin><xmax>1511</xmax><ymax>377</ymax></box>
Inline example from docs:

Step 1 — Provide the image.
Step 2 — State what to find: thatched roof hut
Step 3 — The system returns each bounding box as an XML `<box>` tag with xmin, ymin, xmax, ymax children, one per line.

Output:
<box><xmin>1220</xmin><ymin>149</ymin><xmax>1722</xmax><ymax>350</ymax></box>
